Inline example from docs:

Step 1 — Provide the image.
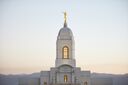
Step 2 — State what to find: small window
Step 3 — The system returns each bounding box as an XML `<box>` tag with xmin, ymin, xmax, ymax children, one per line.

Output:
<box><xmin>44</xmin><ymin>82</ymin><xmax>47</xmax><ymax>85</ymax></box>
<box><xmin>64</xmin><ymin>75</ymin><xmax>68</xmax><ymax>83</ymax></box>
<box><xmin>62</xmin><ymin>46</ymin><xmax>69</xmax><ymax>59</ymax></box>
<box><xmin>84</xmin><ymin>81</ymin><xmax>87</xmax><ymax>85</ymax></box>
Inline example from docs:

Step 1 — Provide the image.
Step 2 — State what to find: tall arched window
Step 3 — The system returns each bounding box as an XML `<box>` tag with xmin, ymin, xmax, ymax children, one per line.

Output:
<box><xmin>64</xmin><ymin>75</ymin><xmax>68</xmax><ymax>83</ymax></box>
<box><xmin>62</xmin><ymin>46</ymin><xmax>69</xmax><ymax>59</ymax></box>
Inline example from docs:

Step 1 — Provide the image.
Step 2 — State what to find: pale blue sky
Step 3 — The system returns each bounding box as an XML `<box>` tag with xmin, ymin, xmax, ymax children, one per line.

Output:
<box><xmin>0</xmin><ymin>0</ymin><xmax>128</xmax><ymax>74</ymax></box>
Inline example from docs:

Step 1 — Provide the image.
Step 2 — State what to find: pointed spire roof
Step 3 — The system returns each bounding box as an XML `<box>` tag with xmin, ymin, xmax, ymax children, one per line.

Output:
<box><xmin>57</xmin><ymin>12</ymin><xmax>74</xmax><ymax>40</ymax></box>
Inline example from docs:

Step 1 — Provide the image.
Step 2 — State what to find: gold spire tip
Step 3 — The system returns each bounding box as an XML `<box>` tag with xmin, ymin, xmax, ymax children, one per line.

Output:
<box><xmin>63</xmin><ymin>12</ymin><xmax>67</xmax><ymax>23</ymax></box>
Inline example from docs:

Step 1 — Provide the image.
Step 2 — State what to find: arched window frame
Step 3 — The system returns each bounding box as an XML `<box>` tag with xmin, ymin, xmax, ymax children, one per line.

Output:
<box><xmin>64</xmin><ymin>75</ymin><xmax>68</xmax><ymax>83</ymax></box>
<box><xmin>62</xmin><ymin>46</ymin><xmax>69</xmax><ymax>59</ymax></box>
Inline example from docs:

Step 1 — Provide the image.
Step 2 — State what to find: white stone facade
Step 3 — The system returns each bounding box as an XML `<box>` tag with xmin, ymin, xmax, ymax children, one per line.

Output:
<box><xmin>40</xmin><ymin>22</ymin><xmax>91</xmax><ymax>85</ymax></box>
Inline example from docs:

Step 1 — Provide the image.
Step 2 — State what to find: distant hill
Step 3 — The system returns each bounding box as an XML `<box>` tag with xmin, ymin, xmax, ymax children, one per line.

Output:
<box><xmin>0</xmin><ymin>72</ymin><xmax>128</xmax><ymax>85</ymax></box>
<box><xmin>91</xmin><ymin>73</ymin><xmax>128</xmax><ymax>85</ymax></box>
<box><xmin>0</xmin><ymin>73</ymin><xmax>40</xmax><ymax>85</ymax></box>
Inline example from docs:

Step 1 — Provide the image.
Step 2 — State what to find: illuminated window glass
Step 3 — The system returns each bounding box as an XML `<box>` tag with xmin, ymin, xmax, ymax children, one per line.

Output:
<box><xmin>64</xmin><ymin>75</ymin><xmax>68</xmax><ymax>83</ymax></box>
<box><xmin>62</xmin><ymin>46</ymin><xmax>69</xmax><ymax>59</ymax></box>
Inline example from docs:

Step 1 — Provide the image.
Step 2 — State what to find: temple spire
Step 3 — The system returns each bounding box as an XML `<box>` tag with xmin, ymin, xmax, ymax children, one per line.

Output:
<box><xmin>63</xmin><ymin>12</ymin><xmax>67</xmax><ymax>27</ymax></box>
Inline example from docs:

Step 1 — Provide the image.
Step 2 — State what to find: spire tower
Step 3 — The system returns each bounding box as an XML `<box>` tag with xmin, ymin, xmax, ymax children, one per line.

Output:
<box><xmin>56</xmin><ymin>12</ymin><xmax>76</xmax><ymax>67</ymax></box>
